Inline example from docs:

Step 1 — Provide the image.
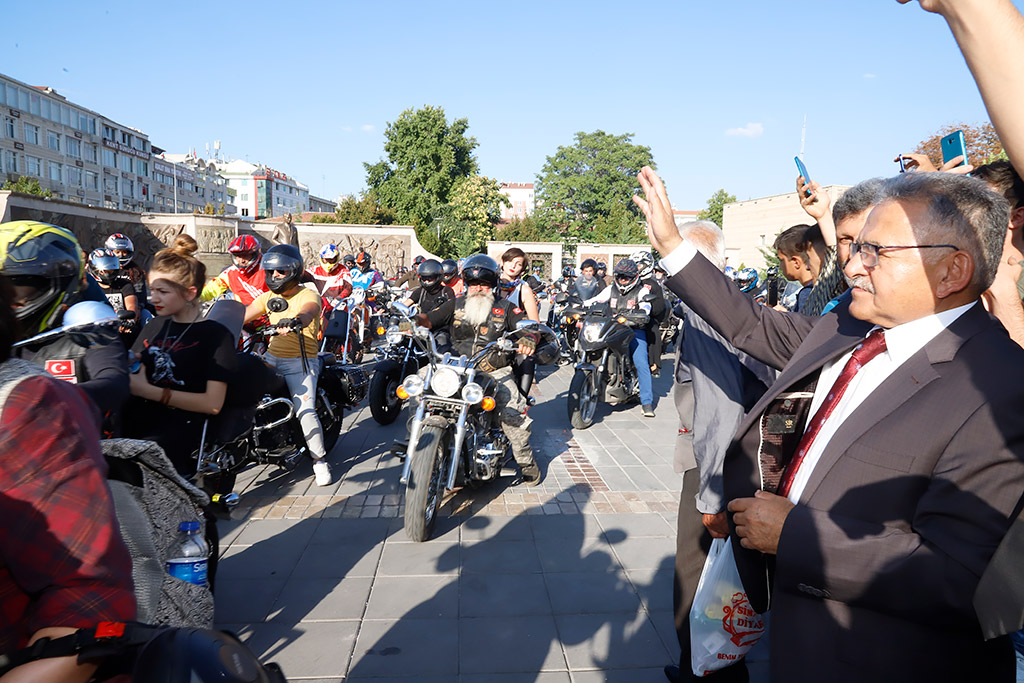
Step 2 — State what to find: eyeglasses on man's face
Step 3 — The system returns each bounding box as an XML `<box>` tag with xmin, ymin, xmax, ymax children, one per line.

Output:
<box><xmin>849</xmin><ymin>242</ymin><xmax>959</xmax><ymax>268</ymax></box>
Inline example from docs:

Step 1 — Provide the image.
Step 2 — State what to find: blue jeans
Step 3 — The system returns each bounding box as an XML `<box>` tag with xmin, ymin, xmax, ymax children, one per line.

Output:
<box><xmin>630</xmin><ymin>328</ymin><xmax>654</xmax><ymax>406</ymax></box>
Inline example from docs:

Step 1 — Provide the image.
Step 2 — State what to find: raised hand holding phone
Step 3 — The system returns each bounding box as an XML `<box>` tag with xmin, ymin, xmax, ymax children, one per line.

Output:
<box><xmin>794</xmin><ymin>157</ymin><xmax>812</xmax><ymax>197</ymax></box>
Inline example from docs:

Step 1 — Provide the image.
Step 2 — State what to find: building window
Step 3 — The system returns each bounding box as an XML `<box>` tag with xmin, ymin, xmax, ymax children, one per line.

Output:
<box><xmin>3</xmin><ymin>150</ymin><xmax>17</xmax><ymax>174</ymax></box>
<box><xmin>104</xmin><ymin>175</ymin><xmax>117</xmax><ymax>193</ymax></box>
<box><xmin>102</xmin><ymin>148</ymin><xmax>116</xmax><ymax>168</ymax></box>
<box><xmin>85</xmin><ymin>171</ymin><xmax>98</xmax><ymax>191</ymax></box>
<box><xmin>46</xmin><ymin>130</ymin><xmax>60</xmax><ymax>152</ymax></box>
<box><xmin>241</xmin><ymin>178</ymin><xmax>248</xmax><ymax>187</ymax></box>
<box><xmin>26</xmin><ymin>156</ymin><xmax>40</xmax><ymax>177</ymax></box>
<box><xmin>242</xmin><ymin>208</ymin><xmax>249</xmax><ymax>217</ymax></box>
<box><xmin>122</xmin><ymin>178</ymin><xmax>134</xmax><ymax>197</ymax></box>
<box><xmin>23</xmin><ymin>123</ymin><xmax>39</xmax><ymax>145</ymax></box>
<box><xmin>103</xmin><ymin>125</ymin><xmax>115</xmax><ymax>140</ymax></box>
<box><xmin>240</xmin><ymin>193</ymin><xmax>248</xmax><ymax>201</ymax></box>
<box><xmin>120</xmin><ymin>155</ymin><xmax>132</xmax><ymax>173</ymax></box>
<box><xmin>121</xmin><ymin>131</ymin><xmax>132</xmax><ymax>145</ymax></box>
<box><xmin>136</xmin><ymin>160</ymin><xmax>148</xmax><ymax>177</ymax></box>
<box><xmin>85</xmin><ymin>144</ymin><xmax>97</xmax><ymax>163</ymax></box>
<box><xmin>48</xmin><ymin>161</ymin><xmax>62</xmax><ymax>182</ymax></box>
<box><xmin>3</xmin><ymin>117</ymin><xmax>13</xmax><ymax>138</ymax></box>
<box><xmin>65</xmin><ymin>137</ymin><xmax>80</xmax><ymax>159</ymax></box>
<box><xmin>65</xmin><ymin>167</ymin><xmax>81</xmax><ymax>187</ymax></box>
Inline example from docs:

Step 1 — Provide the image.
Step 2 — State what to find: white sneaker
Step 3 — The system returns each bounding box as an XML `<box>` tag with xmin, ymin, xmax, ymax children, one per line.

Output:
<box><xmin>312</xmin><ymin>459</ymin><xmax>333</xmax><ymax>486</ymax></box>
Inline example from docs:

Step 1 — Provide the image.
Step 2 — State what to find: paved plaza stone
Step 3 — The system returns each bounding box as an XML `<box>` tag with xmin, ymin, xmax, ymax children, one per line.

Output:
<box><xmin>216</xmin><ymin>353</ymin><xmax>769</xmax><ymax>681</ymax></box>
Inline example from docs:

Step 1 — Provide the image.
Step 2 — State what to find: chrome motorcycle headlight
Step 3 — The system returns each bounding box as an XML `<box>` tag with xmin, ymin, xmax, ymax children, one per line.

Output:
<box><xmin>430</xmin><ymin>367</ymin><xmax>461</xmax><ymax>398</ymax></box>
<box><xmin>401</xmin><ymin>374</ymin><xmax>425</xmax><ymax>397</ymax></box>
<box><xmin>461</xmin><ymin>382</ymin><xmax>484</xmax><ymax>404</ymax></box>
<box><xmin>582</xmin><ymin>322</ymin><xmax>604</xmax><ymax>343</ymax></box>
<box><xmin>385</xmin><ymin>325</ymin><xmax>404</xmax><ymax>345</ymax></box>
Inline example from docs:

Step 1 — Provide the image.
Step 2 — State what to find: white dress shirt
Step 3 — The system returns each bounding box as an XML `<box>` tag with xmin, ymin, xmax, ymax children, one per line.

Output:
<box><xmin>657</xmin><ymin>241</ymin><xmax>977</xmax><ymax>502</ymax></box>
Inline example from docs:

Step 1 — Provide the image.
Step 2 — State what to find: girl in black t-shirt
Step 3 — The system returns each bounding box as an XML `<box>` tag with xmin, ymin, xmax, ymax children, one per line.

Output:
<box><xmin>123</xmin><ymin>235</ymin><xmax>237</xmax><ymax>475</ymax></box>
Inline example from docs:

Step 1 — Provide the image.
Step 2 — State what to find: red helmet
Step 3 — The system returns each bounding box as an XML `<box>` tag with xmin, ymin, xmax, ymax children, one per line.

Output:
<box><xmin>228</xmin><ymin>234</ymin><xmax>261</xmax><ymax>276</ymax></box>
<box><xmin>355</xmin><ymin>250</ymin><xmax>371</xmax><ymax>270</ymax></box>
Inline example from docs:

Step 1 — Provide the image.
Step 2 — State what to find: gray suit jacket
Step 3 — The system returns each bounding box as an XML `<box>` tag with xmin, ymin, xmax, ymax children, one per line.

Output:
<box><xmin>667</xmin><ymin>252</ymin><xmax>1024</xmax><ymax>683</ymax></box>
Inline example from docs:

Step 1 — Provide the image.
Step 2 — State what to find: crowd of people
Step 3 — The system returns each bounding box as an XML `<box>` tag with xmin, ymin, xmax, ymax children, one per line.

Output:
<box><xmin>2</xmin><ymin>0</ymin><xmax>1024</xmax><ymax>679</ymax></box>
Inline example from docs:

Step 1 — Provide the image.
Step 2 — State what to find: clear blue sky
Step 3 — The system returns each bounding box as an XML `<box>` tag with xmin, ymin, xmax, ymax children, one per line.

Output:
<box><xmin>3</xmin><ymin>0</ymin><xmax>1019</xmax><ymax>210</ymax></box>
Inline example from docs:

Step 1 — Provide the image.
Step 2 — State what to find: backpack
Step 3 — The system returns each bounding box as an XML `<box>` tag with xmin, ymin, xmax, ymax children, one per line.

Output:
<box><xmin>102</xmin><ymin>438</ymin><xmax>214</xmax><ymax>628</ymax></box>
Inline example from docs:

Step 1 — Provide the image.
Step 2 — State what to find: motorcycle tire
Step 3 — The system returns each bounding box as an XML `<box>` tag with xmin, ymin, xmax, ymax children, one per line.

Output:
<box><xmin>404</xmin><ymin>424</ymin><xmax>449</xmax><ymax>542</ymax></box>
<box><xmin>316</xmin><ymin>385</ymin><xmax>343</xmax><ymax>454</ymax></box>
<box><xmin>568</xmin><ymin>369</ymin><xmax>599</xmax><ymax>429</ymax></box>
<box><xmin>369</xmin><ymin>368</ymin><xmax>403</xmax><ymax>425</ymax></box>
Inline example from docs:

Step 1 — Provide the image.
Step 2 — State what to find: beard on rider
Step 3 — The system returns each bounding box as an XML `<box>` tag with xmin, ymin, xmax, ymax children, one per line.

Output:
<box><xmin>463</xmin><ymin>286</ymin><xmax>495</xmax><ymax>327</ymax></box>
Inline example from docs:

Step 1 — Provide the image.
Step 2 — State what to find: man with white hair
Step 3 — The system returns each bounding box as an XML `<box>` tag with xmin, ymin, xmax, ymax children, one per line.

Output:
<box><xmin>636</xmin><ymin>166</ymin><xmax>1024</xmax><ymax>681</ymax></box>
<box><xmin>665</xmin><ymin>221</ymin><xmax>774</xmax><ymax>683</ymax></box>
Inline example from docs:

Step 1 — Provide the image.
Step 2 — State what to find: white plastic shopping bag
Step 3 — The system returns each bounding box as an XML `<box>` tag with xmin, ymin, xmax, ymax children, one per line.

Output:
<box><xmin>689</xmin><ymin>537</ymin><xmax>766</xmax><ymax>676</ymax></box>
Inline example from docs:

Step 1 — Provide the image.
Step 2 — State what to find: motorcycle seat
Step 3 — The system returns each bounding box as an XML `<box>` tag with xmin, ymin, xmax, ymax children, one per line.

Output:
<box><xmin>319</xmin><ymin>352</ymin><xmax>337</xmax><ymax>366</ymax></box>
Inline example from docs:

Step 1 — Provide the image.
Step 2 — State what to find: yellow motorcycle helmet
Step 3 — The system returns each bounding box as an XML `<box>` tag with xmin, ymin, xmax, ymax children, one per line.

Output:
<box><xmin>0</xmin><ymin>220</ymin><xmax>85</xmax><ymax>335</ymax></box>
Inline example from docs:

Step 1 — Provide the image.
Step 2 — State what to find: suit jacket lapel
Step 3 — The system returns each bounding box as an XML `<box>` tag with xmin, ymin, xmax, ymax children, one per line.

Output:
<box><xmin>796</xmin><ymin>302</ymin><xmax>989</xmax><ymax>503</ymax></box>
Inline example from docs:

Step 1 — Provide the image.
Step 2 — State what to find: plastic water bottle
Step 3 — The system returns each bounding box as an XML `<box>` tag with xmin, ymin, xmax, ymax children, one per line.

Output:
<box><xmin>166</xmin><ymin>521</ymin><xmax>209</xmax><ymax>587</ymax></box>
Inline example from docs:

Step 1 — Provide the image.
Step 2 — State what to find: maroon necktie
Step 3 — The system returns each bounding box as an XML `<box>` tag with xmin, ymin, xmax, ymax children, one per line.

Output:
<box><xmin>777</xmin><ymin>329</ymin><xmax>888</xmax><ymax>498</ymax></box>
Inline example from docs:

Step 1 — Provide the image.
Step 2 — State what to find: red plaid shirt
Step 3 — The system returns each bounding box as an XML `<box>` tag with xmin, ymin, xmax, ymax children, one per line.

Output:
<box><xmin>0</xmin><ymin>373</ymin><xmax>136</xmax><ymax>653</ymax></box>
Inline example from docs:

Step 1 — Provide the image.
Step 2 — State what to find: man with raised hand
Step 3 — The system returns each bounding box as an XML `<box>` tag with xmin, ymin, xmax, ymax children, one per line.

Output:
<box><xmin>635</xmin><ymin>165</ymin><xmax>1024</xmax><ymax>681</ymax></box>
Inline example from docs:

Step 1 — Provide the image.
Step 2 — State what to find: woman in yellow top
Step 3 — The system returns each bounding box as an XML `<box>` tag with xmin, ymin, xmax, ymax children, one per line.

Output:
<box><xmin>244</xmin><ymin>245</ymin><xmax>332</xmax><ymax>486</ymax></box>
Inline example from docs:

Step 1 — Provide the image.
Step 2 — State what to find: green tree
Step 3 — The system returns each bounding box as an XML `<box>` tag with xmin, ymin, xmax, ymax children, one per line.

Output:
<box><xmin>696</xmin><ymin>189</ymin><xmax>736</xmax><ymax>228</ymax></box>
<box><xmin>588</xmin><ymin>202</ymin><xmax>648</xmax><ymax>244</ymax></box>
<box><xmin>415</xmin><ymin>224</ymin><xmax>442</xmax><ymax>256</ymax></box>
<box><xmin>534</xmin><ymin>130</ymin><xmax>654</xmax><ymax>243</ymax></box>
<box><xmin>1</xmin><ymin>176</ymin><xmax>51</xmax><ymax>198</ymax></box>
<box><xmin>364</xmin><ymin>105</ymin><xmax>478</xmax><ymax>229</ymax></box>
<box><xmin>494</xmin><ymin>216</ymin><xmax>554</xmax><ymax>242</ymax></box>
<box><xmin>312</xmin><ymin>193</ymin><xmax>396</xmax><ymax>225</ymax></box>
<box><xmin>446</xmin><ymin>175</ymin><xmax>510</xmax><ymax>248</ymax></box>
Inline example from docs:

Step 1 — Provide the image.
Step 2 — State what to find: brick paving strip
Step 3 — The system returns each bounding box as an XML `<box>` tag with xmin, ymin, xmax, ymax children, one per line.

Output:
<box><xmin>235</xmin><ymin>435</ymin><xmax>678</xmax><ymax>522</ymax></box>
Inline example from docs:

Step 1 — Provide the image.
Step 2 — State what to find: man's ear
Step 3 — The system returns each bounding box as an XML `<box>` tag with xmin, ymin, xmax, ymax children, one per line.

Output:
<box><xmin>935</xmin><ymin>250</ymin><xmax>974</xmax><ymax>299</ymax></box>
<box><xmin>1010</xmin><ymin>206</ymin><xmax>1024</xmax><ymax>232</ymax></box>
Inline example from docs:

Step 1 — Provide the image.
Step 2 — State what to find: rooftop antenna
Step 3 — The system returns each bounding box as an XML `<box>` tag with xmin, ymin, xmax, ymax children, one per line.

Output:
<box><xmin>798</xmin><ymin>114</ymin><xmax>808</xmax><ymax>159</ymax></box>
<box><xmin>213</xmin><ymin>140</ymin><xmax>221</xmax><ymax>161</ymax></box>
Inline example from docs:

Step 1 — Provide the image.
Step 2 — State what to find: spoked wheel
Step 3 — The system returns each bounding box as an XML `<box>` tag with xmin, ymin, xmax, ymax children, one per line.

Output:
<box><xmin>316</xmin><ymin>386</ymin><xmax>343</xmax><ymax>454</ymax></box>
<box><xmin>404</xmin><ymin>424</ymin><xmax>450</xmax><ymax>541</ymax></box>
<box><xmin>369</xmin><ymin>369</ymin><xmax>403</xmax><ymax>425</ymax></box>
<box><xmin>568</xmin><ymin>370</ymin><xmax>600</xmax><ymax>429</ymax></box>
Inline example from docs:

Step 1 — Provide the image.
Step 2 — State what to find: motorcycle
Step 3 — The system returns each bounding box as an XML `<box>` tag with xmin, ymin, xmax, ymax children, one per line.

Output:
<box><xmin>550</xmin><ymin>292</ymin><xmax>583</xmax><ymax>364</ymax></box>
<box><xmin>566</xmin><ymin>302</ymin><xmax>649</xmax><ymax>429</ymax></box>
<box><xmin>192</xmin><ymin>299</ymin><xmax>368</xmax><ymax>511</ymax></box>
<box><xmin>390</xmin><ymin>301</ymin><xmax>554</xmax><ymax>541</ymax></box>
<box><xmin>367</xmin><ymin>310</ymin><xmax>429</xmax><ymax>425</ymax></box>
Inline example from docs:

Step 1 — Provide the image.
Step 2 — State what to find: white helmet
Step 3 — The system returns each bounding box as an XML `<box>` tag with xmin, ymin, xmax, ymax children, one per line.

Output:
<box><xmin>630</xmin><ymin>250</ymin><xmax>655</xmax><ymax>279</ymax></box>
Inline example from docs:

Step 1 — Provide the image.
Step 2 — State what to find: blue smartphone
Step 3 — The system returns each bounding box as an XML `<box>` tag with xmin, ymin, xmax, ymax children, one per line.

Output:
<box><xmin>794</xmin><ymin>157</ymin><xmax>811</xmax><ymax>196</ymax></box>
<box><xmin>941</xmin><ymin>130</ymin><xmax>968</xmax><ymax>168</ymax></box>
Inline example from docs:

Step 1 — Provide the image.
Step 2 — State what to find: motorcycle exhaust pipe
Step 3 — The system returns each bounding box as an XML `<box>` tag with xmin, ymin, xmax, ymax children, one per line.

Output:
<box><xmin>253</xmin><ymin>398</ymin><xmax>296</xmax><ymax>432</ymax></box>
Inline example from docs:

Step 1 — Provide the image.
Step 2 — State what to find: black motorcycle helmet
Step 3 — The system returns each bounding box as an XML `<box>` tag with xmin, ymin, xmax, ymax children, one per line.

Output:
<box><xmin>440</xmin><ymin>258</ymin><xmax>459</xmax><ymax>284</ymax></box>
<box><xmin>580</xmin><ymin>258</ymin><xmax>598</xmax><ymax>274</ymax></box>
<box><xmin>355</xmin><ymin>250</ymin><xmax>371</xmax><ymax>271</ymax></box>
<box><xmin>261</xmin><ymin>244</ymin><xmax>304</xmax><ymax>294</ymax></box>
<box><xmin>460</xmin><ymin>254</ymin><xmax>499</xmax><ymax>289</ymax></box>
<box><xmin>561</xmin><ymin>265</ymin><xmax>574</xmax><ymax>279</ymax></box>
<box><xmin>342</xmin><ymin>253</ymin><xmax>355</xmax><ymax>269</ymax></box>
<box><xmin>132</xmin><ymin>627</ymin><xmax>286</xmax><ymax>683</ymax></box>
<box><xmin>613</xmin><ymin>258</ymin><xmax>640</xmax><ymax>291</ymax></box>
<box><xmin>596</xmin><ymin>261</ymin><xmax>608</xmax><ymax>277</ymax></box>
<box><xmin>417</xmin><ymin>258</ymin><xmax>443</xmax><ymax>292</ymax></box>
<box><xmin>413</xmin><ymin>255</ymin><xmax>426</xmax><ymax>267</ymax></box>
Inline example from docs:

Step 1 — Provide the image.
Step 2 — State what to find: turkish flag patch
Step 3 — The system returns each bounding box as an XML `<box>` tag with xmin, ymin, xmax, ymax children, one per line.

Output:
<box><xmin>45</xmin><ymin>359</ymin><xmax>77</xmax><ymax>382</ymax></box>
<box><xmin>513</xmin><ymin>307</ymin><xmax>522</xmax><ymax>314</ymax></box>
<box><xmin>492</xmin><ymin>307</ymin><xmax>504</xmax><ymax>315</ymax></box>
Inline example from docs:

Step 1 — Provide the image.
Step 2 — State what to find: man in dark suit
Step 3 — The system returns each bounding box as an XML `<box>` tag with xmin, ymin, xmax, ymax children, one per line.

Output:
<box><xmin>635</xmin><ymin>166</ymin><xmax>1024</xmax><ymax>682</ymax></box>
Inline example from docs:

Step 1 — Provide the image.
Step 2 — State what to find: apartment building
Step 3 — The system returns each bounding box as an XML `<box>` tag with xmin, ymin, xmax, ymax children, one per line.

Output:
<box><xmin>0</xmin><ymin>73</ymin><xmax>153</xmax><ymax>211</ymax></box>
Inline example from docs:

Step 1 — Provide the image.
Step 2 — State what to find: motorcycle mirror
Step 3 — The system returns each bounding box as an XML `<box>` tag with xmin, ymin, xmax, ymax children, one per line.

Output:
<box><xmin>267</xmin><ymin>297</ymin><xmax>289</xmax><ymax>313</ymax></box>
<box><xmin>515</xmin><ymin>320</ymin><xmax>539</xmax><ymax>332</ymax></box>
<box><xmin>391</xmin><ymin>301</ymin><xmax>415</xmax><ymax>318</ymax></box>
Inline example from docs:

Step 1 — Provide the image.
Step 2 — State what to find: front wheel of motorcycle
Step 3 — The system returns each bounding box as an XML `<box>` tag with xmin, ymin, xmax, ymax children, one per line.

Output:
<box><xmin>369</xmin><ymin>368</ymin><xmax>403</xmax><ymax>425</ymax></box>
<box><xmin>568</xmin><ymin>369</ymin><xmax>599</xmax><ymax>429</ymax></box>
<box><xmin>404</xmin><ymin>424</ymin><xmax>449</xmax><ymax>542</ymax></box>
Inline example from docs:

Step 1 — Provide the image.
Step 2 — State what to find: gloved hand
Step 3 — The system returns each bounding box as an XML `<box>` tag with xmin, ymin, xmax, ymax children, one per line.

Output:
<box><xmin>275</xmin><ymin>317</ymin><xmax>302</xmax><ymax>330</ymax></box>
